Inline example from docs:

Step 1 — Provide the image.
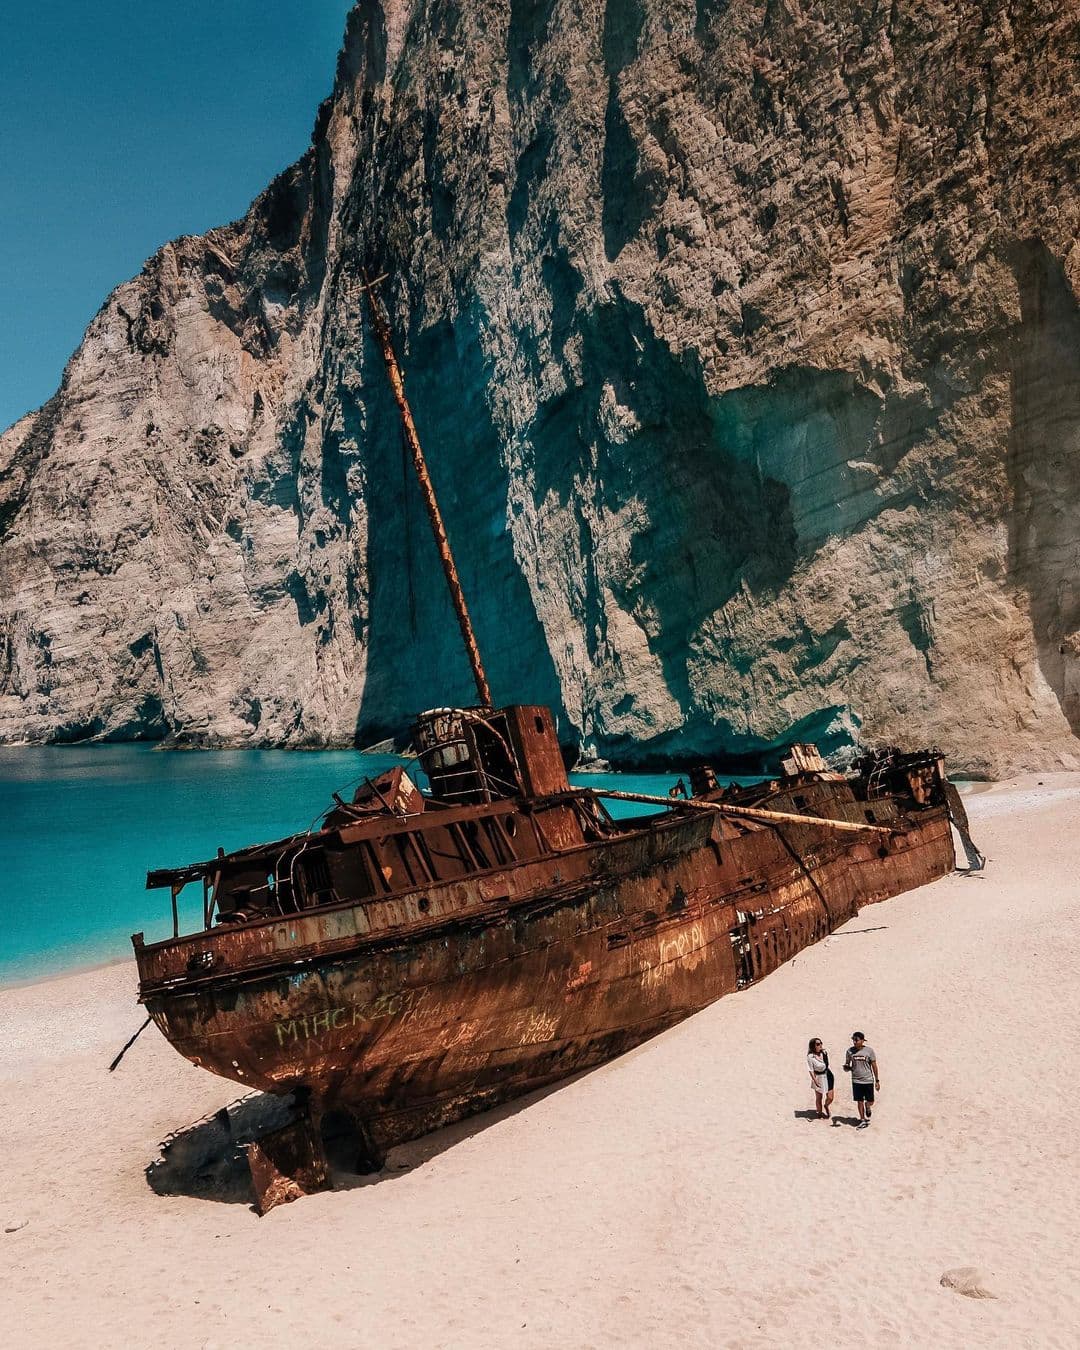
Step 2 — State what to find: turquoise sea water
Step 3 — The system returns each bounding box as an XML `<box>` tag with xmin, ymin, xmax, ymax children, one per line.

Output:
<box><xmin>0</xmin><ymin>746</ymin><xmax>692</xmax><ymax>986</ymax></box>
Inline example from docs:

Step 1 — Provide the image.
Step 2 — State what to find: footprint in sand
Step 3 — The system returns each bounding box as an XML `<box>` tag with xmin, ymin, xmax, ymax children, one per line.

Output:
<box><xmin>940</xmin><ymin>1267</ymin><xmax>998</xmax><ymax>1299</ymax></box>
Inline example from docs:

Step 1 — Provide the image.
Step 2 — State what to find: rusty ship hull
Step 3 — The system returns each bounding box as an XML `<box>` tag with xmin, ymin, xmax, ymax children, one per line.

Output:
<box><xmin>136</xmin><ymin>772</ymin><xmax>954</xmax><ymax>1157</ymax></box>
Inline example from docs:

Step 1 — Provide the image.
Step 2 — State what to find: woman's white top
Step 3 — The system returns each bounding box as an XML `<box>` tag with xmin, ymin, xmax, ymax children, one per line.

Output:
<box><xmin>807</xmin><ymin>1052</ymin><xmax>829</xmax><ymax>1092</ymax></box>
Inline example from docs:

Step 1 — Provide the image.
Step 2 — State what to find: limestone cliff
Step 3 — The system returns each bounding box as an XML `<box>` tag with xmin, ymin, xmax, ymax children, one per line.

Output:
<box><xmin>2</xmin><ymin>0</ymin><xmax>1079</xmax><ymax>776</ymax></box>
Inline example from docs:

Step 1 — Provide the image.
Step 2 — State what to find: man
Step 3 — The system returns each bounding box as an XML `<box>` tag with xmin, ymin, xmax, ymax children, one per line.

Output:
<box><xmin>843</xmin><ymin>1031</ymin><xmax>880</xmax><ymax>1128</ymax></box>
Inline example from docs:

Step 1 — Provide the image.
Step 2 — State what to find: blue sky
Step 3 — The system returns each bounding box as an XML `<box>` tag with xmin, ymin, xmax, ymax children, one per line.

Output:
<box><xmin>0</xmin><ymin>1</ymin><xmax>355</xmax><ymax>431</ymax></box>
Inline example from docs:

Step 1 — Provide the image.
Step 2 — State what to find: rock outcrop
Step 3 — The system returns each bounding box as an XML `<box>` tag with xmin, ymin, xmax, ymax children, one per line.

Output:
<box><xmin>2</xmin><ymin>0</ymin><xmax>1078</xmax><ymax>775</ymax></box>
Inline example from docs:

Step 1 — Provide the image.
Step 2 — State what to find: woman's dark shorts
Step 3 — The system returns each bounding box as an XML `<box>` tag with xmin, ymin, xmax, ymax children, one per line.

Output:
<box><xmin>853</xmin><ymin>1082</ymin><xmax>875</xmax><ymax>1103</ymax></box>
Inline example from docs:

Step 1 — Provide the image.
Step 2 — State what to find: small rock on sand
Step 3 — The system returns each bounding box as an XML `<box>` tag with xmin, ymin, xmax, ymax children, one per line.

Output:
<box><xmin>5</xmin><ymin>1219</ymin><xmax>29</xmax><ymax>1234</ymax></box>
<box><xmin>940</xmin><ymin>1267</ymin><xmax>998</xmax><ymax>1299</ymax></box>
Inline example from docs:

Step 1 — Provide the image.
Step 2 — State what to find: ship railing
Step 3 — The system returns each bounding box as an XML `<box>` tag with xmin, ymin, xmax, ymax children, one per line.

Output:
<box><xmin>424</xmin><ymin>760</ymin><xmax>521</xmax><ymax>803</ymax></box>
<box><xmin>144</xmin><ymin>786</ymin><xmax>637</xmax><ymax>946</ymax></box>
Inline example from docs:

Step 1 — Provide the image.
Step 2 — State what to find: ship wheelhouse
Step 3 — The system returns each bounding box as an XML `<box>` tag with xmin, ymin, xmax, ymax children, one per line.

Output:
<box><xmin>412</xmin><ymin>703</ymin><xmax>570</xmax><ymax>804</ymax></box>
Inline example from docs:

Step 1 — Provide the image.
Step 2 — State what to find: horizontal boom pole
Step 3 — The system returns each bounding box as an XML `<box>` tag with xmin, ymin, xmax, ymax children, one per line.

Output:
<box><xmin>591</xmin><ymin>788</ymin><xmax>895</xmax><ymax>836</ymax></box>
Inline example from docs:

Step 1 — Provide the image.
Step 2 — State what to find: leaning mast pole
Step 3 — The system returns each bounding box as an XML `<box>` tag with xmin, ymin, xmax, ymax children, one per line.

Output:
<box><xmin>362</xmin><ymin>273</ymin><xmax>493</xmax><ymax>708</ymax></box>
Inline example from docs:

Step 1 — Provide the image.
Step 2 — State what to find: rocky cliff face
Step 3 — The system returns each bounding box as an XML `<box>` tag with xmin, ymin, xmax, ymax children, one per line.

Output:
<box><xmin>2</xmin><ymin>0</ymin><xmax>1078</xmax><ymax>775</ymax></box>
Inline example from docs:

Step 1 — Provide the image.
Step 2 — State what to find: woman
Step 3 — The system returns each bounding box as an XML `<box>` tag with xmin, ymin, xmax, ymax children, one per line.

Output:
<box><xmin>807</xmin><ymin>1038</ymin><xmax>835</xmax><ymax>1118</ymax></box>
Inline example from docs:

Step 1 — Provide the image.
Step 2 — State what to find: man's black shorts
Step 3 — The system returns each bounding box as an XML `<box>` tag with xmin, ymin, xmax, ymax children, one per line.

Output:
<box><xmin>853</xmin><ymin>1081</ymin><xmax>875</xmax><ymax>1103</ymax></box>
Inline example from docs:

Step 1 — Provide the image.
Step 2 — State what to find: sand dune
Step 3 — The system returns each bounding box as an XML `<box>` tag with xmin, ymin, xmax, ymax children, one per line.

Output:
<box><xmin>4</xmin><ymin>776</ymin><xmax>1079</xmax><ymax>1349</ymax></box>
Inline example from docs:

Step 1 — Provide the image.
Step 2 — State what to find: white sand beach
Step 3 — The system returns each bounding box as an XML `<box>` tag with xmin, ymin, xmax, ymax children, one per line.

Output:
<box><xmin>3</xmin><ymin>775</ymin><xmax>1079</xmax><ymax>1350</ymax></box>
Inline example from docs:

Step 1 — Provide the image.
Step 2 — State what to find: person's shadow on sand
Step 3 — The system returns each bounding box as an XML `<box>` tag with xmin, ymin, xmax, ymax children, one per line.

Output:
<box><xmin>792</xmin><ymin>1109</ymin><xmax>866</xmax><ymax>1127</ymax></box>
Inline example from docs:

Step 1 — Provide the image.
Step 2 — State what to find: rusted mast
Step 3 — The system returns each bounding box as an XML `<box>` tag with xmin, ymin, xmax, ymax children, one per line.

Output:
<box><xmin>362</xmin><ymin>272</ymin><xmax>493</xmax><ymax>708</ymax></box>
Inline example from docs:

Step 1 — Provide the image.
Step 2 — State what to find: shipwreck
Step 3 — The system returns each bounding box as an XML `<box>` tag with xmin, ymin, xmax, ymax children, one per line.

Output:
<box><xmin>133</xmin><ymin>280</ymin><xmax>979</xmax><ymax>1211</ymax></box>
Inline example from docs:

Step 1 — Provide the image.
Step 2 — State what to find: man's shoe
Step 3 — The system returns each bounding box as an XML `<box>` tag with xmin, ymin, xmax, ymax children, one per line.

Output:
<box><xmin>857</xmin><ymin>1120</ymin><xmax>870</xmax><ymax>1129</ymax></box>
<box><xmin>866</xmin><ymin>1107</ymin><xmax>873</xmax><ymax>1119</ymax></box>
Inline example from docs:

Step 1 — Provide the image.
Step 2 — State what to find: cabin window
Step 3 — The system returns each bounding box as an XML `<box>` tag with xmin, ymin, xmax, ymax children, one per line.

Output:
<box><xmin>431</xmin><ymin>742</ymin><xmax>470</xmax><ymax>769</ymax></box>
<box><xmin>794</xmin><ymin>795</ymin><xmax>808</xmax><ymax>809</ymax></box>
<box><xmin>534</xmin><ymin>714</ymin><xmax>545</xmax><ymax>733</ymax></box>
<box><xmin>865</xmin><ymin>809</ymin><xmax>877</xmax><ymax>823</ymax></box>
<box><xmin>298</xmin><ymin>850</ymin><xmax>335</xmax><ymax>907</ymax></box>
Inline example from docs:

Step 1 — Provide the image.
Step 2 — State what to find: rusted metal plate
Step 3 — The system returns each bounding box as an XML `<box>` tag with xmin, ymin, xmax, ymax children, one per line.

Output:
<box><xmin>245</xmin><ymin>1113</ymin><xmax>331</xmax><ymax>1215</ymax></box>
<box><xmin>505</xmin><ymin>705</ymin><xmax>571</xmax><ymax>797</ymax></box>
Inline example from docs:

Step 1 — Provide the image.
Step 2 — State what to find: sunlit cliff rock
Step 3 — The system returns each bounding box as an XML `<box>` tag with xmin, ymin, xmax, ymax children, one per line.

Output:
<box><xmin>2</xmin><ymin>0</ymin><xmax>1079</xmax><ymax>775</ymax></box>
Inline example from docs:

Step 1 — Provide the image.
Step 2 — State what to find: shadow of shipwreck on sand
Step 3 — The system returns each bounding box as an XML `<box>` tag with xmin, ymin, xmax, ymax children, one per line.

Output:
<box><xmin>145</xmin><ymin>1076</ymin><xmax>581</xmax><ymax>1208</ymax></box>
<box><xmin>146</xmin><ymin>1092</ymin><xmax>295</xmax><ymax>1206</ymax></box>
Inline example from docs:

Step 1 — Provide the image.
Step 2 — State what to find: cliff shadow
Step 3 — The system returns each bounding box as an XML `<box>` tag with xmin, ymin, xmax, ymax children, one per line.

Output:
<box><xmin>352</xmin><ymin>305</ymin><xmax>568</xmax><ymax>744</ymax></box>
<box><xmin>525</xmin><ymin>286</ymin><xmax>912</xmax><ymax>760</ymax></box>
<box><xmin>598</xmin><ymin>0</ymin><xmax>656</xmax><ymax>263</ymax></box>
<box><xmin>1006</xmin><ymin>240</ymin><xmax>1080</xmax><ymax>736</ymax></box>
<box><xmin>528</xmin><ymin>292</ymin><xmax>797</xmax><ymax>722</ymax></box>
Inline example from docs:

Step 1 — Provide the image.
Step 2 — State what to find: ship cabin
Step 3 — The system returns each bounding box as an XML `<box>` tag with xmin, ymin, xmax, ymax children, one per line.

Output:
<box><xmin>145</xmin><ymin>704</ymin><xmax>619</xmax><ymax>938</ymax></box>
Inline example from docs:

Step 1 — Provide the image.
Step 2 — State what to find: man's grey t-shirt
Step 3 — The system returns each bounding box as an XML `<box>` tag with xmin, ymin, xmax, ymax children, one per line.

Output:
<box><xmin>847</xmin><ymin>1046</ymin><xmax>876</xmax><ymax>1083</ymax></box>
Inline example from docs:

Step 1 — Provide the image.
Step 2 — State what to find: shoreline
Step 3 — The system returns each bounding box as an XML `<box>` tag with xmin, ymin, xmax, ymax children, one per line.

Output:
<box><xmin>0</xmin><ymin>950</ymin><xmax>134</xmax><ymax>994</ymax></box>
<box><xmin>3</xmin><ymin>734</ymin><xmax>1064</xmax><ymax>781</ymax></box>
